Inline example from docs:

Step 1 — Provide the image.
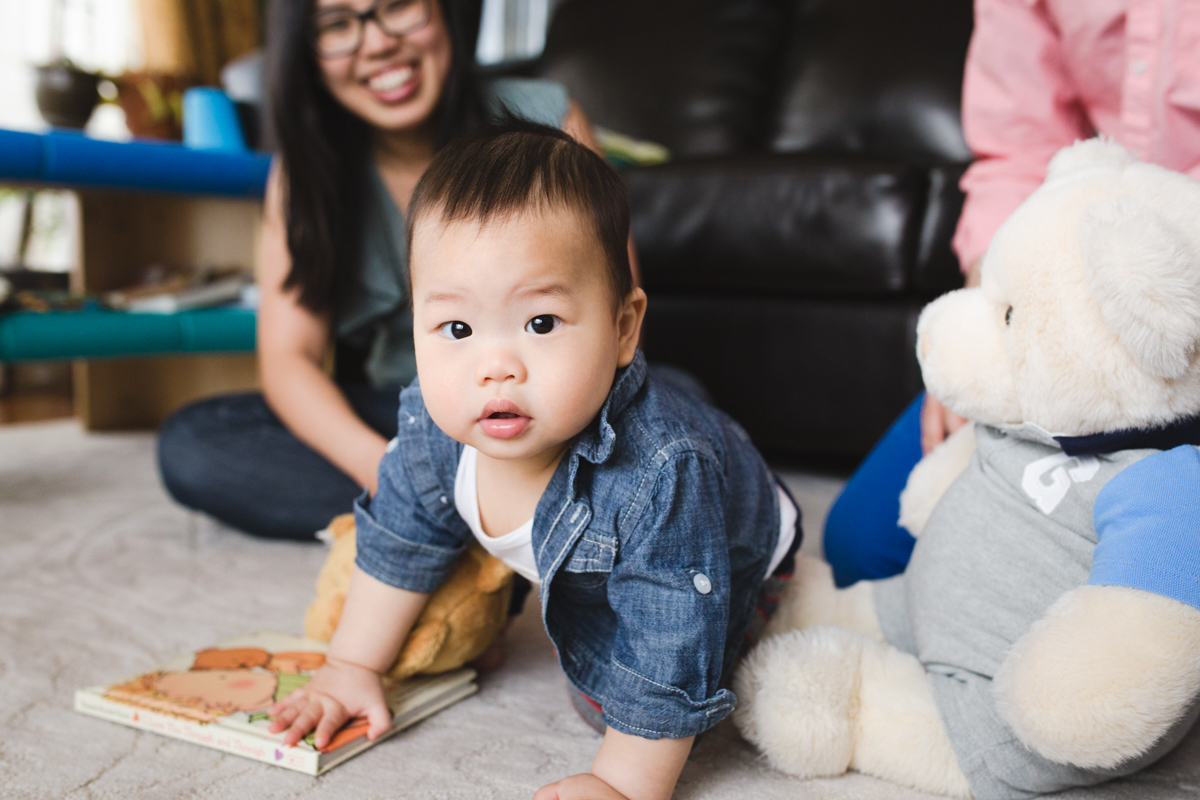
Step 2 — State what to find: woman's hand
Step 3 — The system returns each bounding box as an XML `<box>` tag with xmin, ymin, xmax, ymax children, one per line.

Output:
<box><xmin>267</xmin><ymin>657</ymin><xmax>391</xmax><ymax>748</ymax></box>
<box><xmin>920</xmin><ymin>394</ymin><xmax>969</xmax><ymax>455</ymax></box>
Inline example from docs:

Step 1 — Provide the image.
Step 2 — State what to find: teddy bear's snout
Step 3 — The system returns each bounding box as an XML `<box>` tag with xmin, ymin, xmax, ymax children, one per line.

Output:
<box><xmin>915</xmin><ymin>288</ymin><xmax>1019</xmax><ymax>425</ymax></box>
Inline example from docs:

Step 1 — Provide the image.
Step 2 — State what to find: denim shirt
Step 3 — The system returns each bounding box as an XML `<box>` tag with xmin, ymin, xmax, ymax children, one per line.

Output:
<box><xmin>354</xmin><ymin>351</ymin><xmax>787</xmax><ymax>739</ymax></box>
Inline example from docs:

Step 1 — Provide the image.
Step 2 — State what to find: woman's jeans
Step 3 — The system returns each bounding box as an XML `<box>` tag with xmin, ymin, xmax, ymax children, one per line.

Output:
<box><xmin>157</xmin><ymin>385</ymin><xmax>400</xmax><ymax>540</ymax></box>
<box><xmin>822</xmin><ymin>393</ymin><xmax>925</xmax><ymax>587</ymax></box>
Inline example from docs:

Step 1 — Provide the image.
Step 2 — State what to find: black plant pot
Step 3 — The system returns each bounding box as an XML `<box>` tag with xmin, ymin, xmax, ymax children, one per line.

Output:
<box><xmin>35</xmin><ymin>59</ymin><xmax>101</xmax><ymax>130</ymax></box>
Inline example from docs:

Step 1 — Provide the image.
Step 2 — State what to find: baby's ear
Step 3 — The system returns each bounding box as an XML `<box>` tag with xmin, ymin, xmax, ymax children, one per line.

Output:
<box><xmin>617</xmin><ymin>287</ymin><xmax>648</xmax><ymax>366</ymax></box>
<box><xmin>1081</xmin><ymin>198</ymin><xmax>1200</xmax><ymax>379</ymax></box>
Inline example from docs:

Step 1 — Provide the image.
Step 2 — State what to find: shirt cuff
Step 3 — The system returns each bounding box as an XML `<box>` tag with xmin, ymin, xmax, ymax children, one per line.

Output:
<box><xmin>597</xmin><ymin>657</ymin><xmax>737</xmax><ymax>739</ymax></box>
<box><xmin>353</xmin><ymin>493</ymin><xmax>463</xmax><ymax>594</ymax></box>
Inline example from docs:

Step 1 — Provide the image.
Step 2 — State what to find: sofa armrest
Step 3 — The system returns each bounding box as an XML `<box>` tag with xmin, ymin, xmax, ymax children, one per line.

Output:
<box><xmin>625</xmin><ymin>154</ymin><xmax>927</xmax><ymax>296</ymax></box>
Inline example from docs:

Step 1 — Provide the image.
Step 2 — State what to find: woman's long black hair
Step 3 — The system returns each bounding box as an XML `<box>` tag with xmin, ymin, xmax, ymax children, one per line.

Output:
<box><xmin>265</xmin><ymin>0</ymin><xmax>487</xmax><ymax>314</ymax></box>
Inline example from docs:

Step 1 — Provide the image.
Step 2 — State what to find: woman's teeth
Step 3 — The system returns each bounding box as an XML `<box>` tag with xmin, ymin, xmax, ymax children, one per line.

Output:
<box><xmin>369</xmin><ymin>67</ymin><xmax>414</xmax><ymax>92</ymax></box>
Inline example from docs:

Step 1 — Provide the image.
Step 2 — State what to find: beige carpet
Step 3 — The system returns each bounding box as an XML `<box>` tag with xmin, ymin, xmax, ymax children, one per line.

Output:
<box><xmin>2</xmin><ymin>420</ymin><xmax>1197</xmax><ymax>799</ymax></box>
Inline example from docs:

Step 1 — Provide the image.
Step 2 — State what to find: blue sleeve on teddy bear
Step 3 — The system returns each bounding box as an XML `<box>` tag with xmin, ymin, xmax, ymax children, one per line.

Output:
<box><xmin>1089</xmin><ymin>445</ymin><xmax>1200</xmax><ymax>610</ymax></box>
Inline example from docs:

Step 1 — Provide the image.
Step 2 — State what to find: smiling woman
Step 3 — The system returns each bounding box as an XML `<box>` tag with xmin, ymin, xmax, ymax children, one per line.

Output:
<box><xmin>155</xmin><ymin>0</ymin><xmax>609</xmax><ymax>540</ymax></box>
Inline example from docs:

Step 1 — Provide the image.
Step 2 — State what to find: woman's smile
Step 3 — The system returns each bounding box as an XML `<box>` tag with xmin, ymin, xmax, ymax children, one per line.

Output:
<box><xmin>365</xmin><ymin>62</ymin><xmax>420</xmax><ymax>104</ymax></box>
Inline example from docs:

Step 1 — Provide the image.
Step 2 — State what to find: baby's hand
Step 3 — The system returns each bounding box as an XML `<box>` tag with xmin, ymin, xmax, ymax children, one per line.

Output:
<box><xmin>533</xmin><ymin>774</ymin><xmax>631</xmax><ymax>800</ymax></box>
<box><xmin>267</xmin><ymin>658</ymin><xmax>391</xmax><ymax>748</ymax></box>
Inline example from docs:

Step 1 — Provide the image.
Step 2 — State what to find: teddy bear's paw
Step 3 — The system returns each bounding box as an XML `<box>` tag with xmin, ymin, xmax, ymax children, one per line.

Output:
<box><xmin>733</xmin><ymin>626</ymin><xmax>866</xmax><ymax>778</ymax></box>
<box><xmin>898</xmin><ymin>423</ymin><xmax>976</xmax><ymax>538</ymax></box>
<box><xmin>995</xmin><ymin>585</ymin><xmax>1200</xmax><ymax>769</ymax></box>
<box><xmin>763</xmin><ymin>556</ymin><xmax>883</xmax><ymax>641</ymax></box>
<box><xmin>853</xmin><ymin>640</ymin><xmax>972</xmax><ymax>798</ymax></box>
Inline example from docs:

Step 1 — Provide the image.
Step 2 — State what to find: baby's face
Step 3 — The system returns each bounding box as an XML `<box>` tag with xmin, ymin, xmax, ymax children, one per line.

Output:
<box><xmin>411</xmin><ymin>207</ymin><xmax>642</xmax><ymax>465</ymax></box>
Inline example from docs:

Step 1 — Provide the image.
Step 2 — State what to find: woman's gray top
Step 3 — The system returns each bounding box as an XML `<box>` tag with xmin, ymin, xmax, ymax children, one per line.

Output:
<box><xmin>335</xmin><ymin>78</ymin><xmax>571</xmax><ymax>389</ymax></box>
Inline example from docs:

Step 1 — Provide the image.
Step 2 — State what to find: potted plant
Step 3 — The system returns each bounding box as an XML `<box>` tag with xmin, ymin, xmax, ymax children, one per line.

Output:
<box><xmin>34</xmin><ymin>0</ymin><xmax>102</xmax><ymax>130</ymax></box>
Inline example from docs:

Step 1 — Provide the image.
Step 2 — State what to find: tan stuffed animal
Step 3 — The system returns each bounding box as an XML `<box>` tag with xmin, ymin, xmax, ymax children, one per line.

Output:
<box><xmin>305</xmin><ymin>514</ymin><xmax>515</xmax><ymax>681</ymax></box>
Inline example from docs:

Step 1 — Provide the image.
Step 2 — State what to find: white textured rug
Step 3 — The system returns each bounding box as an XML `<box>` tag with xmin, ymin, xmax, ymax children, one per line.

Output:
<box><xmin>2</xmin><ymin>421</ymin><xmax>1197</xmax><ymax>800</ymax></box>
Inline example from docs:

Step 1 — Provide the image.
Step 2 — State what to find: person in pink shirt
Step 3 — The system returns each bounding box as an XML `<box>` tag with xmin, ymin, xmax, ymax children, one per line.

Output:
<box><xmin>824</xmin><ymin>0</ymin><xmax>1200</xmax><ymax>587</ymax></box>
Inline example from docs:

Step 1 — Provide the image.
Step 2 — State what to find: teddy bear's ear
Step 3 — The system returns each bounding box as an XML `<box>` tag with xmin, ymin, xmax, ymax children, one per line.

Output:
<box><xmin>1045</xmin><ymin>138</ymin><xmax>1135</xmax><ymax>182</ymax></box>
<box><xmin>1081</xmin><ymin>198</ymin><xmax>1200</xmax><ymax>378</ymax></box>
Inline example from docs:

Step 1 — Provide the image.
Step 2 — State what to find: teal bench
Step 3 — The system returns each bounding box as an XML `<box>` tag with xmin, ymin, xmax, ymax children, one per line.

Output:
<box><xmin>0</xmin><ymin>128</ymin><xmax>269</xmax><ymax>363</ymax></box>
<box><xmin>0</xmin><ymin>307</ymin><xmax>256</xmax><ymax>362</ymax></box>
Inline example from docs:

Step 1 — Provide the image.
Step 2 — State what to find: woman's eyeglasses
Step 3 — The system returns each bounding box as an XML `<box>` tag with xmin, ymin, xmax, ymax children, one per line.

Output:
<box><xmin>313</xmin><ymin>0</ymin><xmax>431</xmax><ymax>58</ymax></box>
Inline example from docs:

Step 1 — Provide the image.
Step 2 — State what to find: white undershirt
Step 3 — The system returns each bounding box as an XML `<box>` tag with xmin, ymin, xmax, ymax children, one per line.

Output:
<box><xmin>455</xmin><ymin>446</ymin><xmax>541</xmax><ymax>585</ymax></box>
<box><xmin>454</xmin><ymin>446</ymin><xmax>798</xmax><ymax>587</ymax></box>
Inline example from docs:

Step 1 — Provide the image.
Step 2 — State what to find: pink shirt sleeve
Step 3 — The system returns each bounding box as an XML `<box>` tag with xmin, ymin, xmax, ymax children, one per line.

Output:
<box><xmin>952</xmin><ymin>0</ymin><xmax>1094</xmax><ymax>270</ymax></box>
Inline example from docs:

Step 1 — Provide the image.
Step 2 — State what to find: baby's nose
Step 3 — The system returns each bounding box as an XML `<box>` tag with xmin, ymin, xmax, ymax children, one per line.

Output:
<box><xmin>477</xmin><ymin>345</ymin><xmax>526</xmax><ymax>384</ymax></box>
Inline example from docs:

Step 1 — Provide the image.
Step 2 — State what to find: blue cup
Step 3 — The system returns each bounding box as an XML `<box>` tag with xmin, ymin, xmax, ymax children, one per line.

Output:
<box><xmin>182</xmin><ymin>87</ymin><xmax>247</xmax><ymax>152</ymax></box>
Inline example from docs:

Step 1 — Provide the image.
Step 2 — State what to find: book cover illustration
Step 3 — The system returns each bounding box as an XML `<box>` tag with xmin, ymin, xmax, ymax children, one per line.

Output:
<box><xmin>74</xmin><ymin>631</ymin><xmax>477</xmax><ymax>775</ymax></box>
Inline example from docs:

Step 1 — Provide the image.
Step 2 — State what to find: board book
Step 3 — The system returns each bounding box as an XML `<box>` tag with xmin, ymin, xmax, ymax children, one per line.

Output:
<box><xmin>74</xmin><ymin>630</ymin><xmax>477</xmax><ymax>775</ymax></box>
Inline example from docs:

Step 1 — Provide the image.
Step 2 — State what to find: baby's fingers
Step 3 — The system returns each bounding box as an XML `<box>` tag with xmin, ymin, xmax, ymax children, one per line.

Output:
<box><xmin>313</xmin><ymin>702</ymin><xmax>351</xmax><ymax>750</ymax></box>
<box><xmin>535</xmin><ymin>774</ymin><xmax>630</xmax><ymax>800</ymax></box>
<box><xmin>268</xmin><ymin>688</ymin><xmax>305</xmax><ymax>720</ymax></box>
<box><xmin>283</xmin><ymin>702</ymin><xmax>325</xmax><ymax>746</ymax></box>
<box><xmin>365</xmin><ymin>701</ymin><xmax>392</xmax><ymax>741</ymax></box>
<box><xmin>268</xmin><ymin>701</ymin><xmax>302</xmax><ymax>734</ymax></box>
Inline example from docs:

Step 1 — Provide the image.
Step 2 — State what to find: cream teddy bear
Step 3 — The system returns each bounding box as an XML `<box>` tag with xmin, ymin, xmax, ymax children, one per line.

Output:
<box><xmin>734</xmin><ymin>139</ymin><xmax>1200</xmax><ymax>799</ymax></box>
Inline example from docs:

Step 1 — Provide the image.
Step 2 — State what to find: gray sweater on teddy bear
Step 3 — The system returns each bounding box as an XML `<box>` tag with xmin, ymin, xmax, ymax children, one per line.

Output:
<box><xmin>874</xmin><ymin>423</ymin><xmax>1200</xmax><ymax>800</ymax></box>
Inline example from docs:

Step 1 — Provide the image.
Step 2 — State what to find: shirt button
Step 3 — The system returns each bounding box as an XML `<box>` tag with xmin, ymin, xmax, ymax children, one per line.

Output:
<box><xmin>1131</xmin><ymin>59</ymin><xmax>1147</xmax><ymax>75</ymax></box>
<box><xmin>693</xmin><ymin>573</ymin><xmax>713</xmax><ymax>595</ymax></box>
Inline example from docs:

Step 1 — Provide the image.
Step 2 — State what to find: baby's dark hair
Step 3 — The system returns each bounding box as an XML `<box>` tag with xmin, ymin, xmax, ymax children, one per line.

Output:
<box><xmin>406</xmin><ymin>115</ymin><xmax>633</xmax><ymax>305</ymax></box>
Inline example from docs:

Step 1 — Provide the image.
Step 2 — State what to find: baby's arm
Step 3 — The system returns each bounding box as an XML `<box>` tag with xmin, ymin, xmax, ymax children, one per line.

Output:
<box><xmin>537</xmin><ymin>454</ymin><xmax>735</xmax><ymax>799</ymax></box>
<box><xmin>536</xmin><ymin>730</ymin><xmax>693</xmax><ymax>800</ymax></box>
<box><xmin>268</xmin><ymin>566</ymin><xmax>428</xmax><ymax>748</ymax></box>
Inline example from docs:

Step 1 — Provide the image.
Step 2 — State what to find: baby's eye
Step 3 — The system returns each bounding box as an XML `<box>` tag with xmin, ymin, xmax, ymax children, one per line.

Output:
<box><xmin>525</xmin><ymin>315</ymin><xmax>561</xmax><ymax>335</ymax></box>
<box><xmin>439</xmin><ymin>321</ymin><xmax>472</xmax><ymax>340</ymax></box>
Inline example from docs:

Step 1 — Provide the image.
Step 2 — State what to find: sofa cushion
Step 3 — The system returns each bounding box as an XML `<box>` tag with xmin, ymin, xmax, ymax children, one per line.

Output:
<box><xmin>537</xmin><ymin>0</ymin><xmax>792</xmax><ymax>157</ymax></box>
<box><xmin>627</xmin><ymin>155</ymin><xmax>925</xmax><ymax>295</ymax></box>
<box><xmin>642</xmin><ymin>295</ymin><xmax>926</xmax><ymax>457</ymax></box>
<box><xmin>769</xmin><ymin>0</ymin><xmax>974</xmax><ymax>165</ymax></box>
<box><xmin>913</xmin><ymin>164</ymin><xmax>969</xmax><ymax>294</ymax></box>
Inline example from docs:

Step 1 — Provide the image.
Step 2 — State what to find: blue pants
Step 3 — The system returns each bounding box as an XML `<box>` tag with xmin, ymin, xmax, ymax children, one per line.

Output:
<box><xmin>157</xmin><ymin>386</ymin><xmax>400</xmax><ymax>540</ymax></box>
<box><xmin>823</xmin><ymin>394</ymin><xmax>924</xmax><ymax>587</ymax></box>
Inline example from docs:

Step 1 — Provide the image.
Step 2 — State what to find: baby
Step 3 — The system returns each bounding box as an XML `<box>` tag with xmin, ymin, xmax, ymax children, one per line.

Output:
<box><xmin>269</xmin><ymin>119</ymin><xmax>800</xmax><ymax>800</ymax></box>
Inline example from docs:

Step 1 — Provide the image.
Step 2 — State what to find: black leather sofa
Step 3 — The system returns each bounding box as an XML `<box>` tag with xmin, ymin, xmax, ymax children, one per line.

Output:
<box><xmin>517</xmin><ymin>0</ymin><xmax>975</xmax><ymax>458</ymax></box>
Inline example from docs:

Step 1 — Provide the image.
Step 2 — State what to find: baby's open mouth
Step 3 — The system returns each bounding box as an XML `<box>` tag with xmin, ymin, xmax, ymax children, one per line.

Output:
<box><xmin>479</xmin><ymin>402</ymin><xmax>529</xmax><ymax>439</ymax></box>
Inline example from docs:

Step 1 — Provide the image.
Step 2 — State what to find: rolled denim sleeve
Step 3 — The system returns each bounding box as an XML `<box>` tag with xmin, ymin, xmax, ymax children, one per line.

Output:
<box><xmin>601</xmin><ymin>450</ymin><xmax>737</xmax><ymax>739</ymax></box>
<box><xmin>354</xmin><ymin>438</ymin><xmax>468</xmax><ymax>594</ymax></box>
